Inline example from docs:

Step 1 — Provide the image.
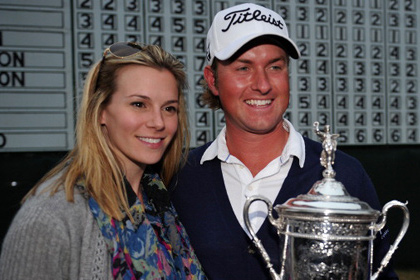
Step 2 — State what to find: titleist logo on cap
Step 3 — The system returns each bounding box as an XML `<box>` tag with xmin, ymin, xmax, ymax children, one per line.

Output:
<box><xmin>221</xmin><ymin>7</ymin><xmax>285</xmax><ymax>32</ymax></box>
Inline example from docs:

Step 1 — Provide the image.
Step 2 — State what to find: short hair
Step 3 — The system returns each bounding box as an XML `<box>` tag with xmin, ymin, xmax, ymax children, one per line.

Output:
<box><xmin>201</xmin><ymin>60</ymin><xmax>222</xmax><ymax>110</ymax></box>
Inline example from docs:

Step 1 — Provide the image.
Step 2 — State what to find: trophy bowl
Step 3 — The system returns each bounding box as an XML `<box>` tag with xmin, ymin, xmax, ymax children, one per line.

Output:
<box><xmin>244</xmin><ymin>122</ymin><xmax>410</xmax><ymax>280</ymax></box>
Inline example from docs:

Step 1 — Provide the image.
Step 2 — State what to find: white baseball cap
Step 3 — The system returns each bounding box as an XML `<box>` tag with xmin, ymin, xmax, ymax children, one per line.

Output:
<box><xmin>206</xmin><ymin>3</ymin><xmax>300</xmax><ymax>65</ymax></box>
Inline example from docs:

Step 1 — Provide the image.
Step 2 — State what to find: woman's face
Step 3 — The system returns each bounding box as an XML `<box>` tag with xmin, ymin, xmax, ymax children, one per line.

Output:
<box><xmin>100</xmin><ymin>64</ymin><xmax>179</xmax><ymax>174</ymax></box>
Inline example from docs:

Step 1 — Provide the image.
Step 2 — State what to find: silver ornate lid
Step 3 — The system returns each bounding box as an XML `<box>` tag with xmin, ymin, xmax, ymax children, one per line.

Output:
<box><xmin>276</xmin><ymin>122</ymin><xmax>380</xmax><ymax>220</ymax></box>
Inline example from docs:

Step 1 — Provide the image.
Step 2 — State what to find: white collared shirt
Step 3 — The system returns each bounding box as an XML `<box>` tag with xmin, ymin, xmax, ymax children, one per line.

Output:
<box><xmin>200</xmin><ymin>119</ymin><xmax>306</xmax><ymax>236</ymax></box>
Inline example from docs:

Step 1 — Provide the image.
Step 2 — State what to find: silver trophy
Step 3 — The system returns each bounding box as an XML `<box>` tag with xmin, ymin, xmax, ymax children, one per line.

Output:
<box><xmin>244</xmin><ymin>122</ymin><xmax>410</xmax><ymax>280</ymax></box>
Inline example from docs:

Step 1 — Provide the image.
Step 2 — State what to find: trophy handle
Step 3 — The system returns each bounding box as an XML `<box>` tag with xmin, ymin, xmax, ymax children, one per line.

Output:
<box><xmin>244</xmin><ymin>196</ymin><xmax>282</xmax><ymax>280</ymax></box>
<box><xmin>371</xmin><ymin>200</ymin><xmax>410</xmax><ymax>280</ymax></box>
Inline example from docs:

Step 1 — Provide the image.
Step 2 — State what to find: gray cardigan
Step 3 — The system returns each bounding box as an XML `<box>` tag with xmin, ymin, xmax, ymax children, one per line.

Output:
<box><xmin>0</xmin><ymin>179</ymin><xmax>112</xmax><ymax>280</ymax></box>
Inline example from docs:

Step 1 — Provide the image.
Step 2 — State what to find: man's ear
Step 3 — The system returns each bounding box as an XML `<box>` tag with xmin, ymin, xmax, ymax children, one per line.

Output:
<box><xmin>204</xmin><ymin>65</ymin><xmax>219</xmax><ymax>96</ymax></box>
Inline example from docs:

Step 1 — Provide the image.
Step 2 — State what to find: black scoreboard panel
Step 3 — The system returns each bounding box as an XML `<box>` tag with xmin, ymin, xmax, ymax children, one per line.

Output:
<box><xmin>0</xmin><ymin>0</ymin><xmax>419</xmax><ymax>151</ymax></box>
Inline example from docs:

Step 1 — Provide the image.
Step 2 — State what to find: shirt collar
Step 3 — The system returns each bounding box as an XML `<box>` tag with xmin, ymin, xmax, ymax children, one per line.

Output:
<box><xmin>281</xmin><ymin>119</ymin><xmax>305</xmax><ymax>168</ymax></box>
<box><xmin>200</xmin><ymin>126</ymin><xmax>230</xmax><ymax>164</ymax></box>
<box><xmin>200</xmin><ymin>119</ymin><xmax>305</xmax><ymax>168</ymax></box>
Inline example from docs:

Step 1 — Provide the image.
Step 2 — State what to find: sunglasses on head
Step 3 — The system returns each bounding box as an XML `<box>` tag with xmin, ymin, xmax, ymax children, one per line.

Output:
<box><xmin>95</xmin><ymin>42</ymin><xmax>144</xmax><ymax>91</ymax></box>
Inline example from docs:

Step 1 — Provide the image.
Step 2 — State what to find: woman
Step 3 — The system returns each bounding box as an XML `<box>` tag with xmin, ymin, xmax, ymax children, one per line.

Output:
<box><xmin>0</xmin><ymin>42</ymin><xmax>206</xmax><ymax>280</ymax></box>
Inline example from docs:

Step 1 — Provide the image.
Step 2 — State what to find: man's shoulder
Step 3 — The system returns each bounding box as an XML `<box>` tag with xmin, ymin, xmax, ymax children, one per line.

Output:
<box><xmin>303</xmin><ymin>136</ymin><xmax>363</xmax><ymax>169</ymax></box>
<box><xmin>173</xmin><ymin>141</ymin><xmax>217</xmax><ymax>181</ymax></box>
<box><xmin>186</xmin><ymin>141</ymin><xmax>213</xmax><ymax>162</ymax></box>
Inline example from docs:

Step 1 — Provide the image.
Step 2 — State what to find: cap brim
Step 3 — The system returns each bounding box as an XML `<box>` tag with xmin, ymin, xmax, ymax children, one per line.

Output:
<box><xmin>214</xmin><ymin>33</ymin><xmax>301</xmax><ymax>61</ymax></box>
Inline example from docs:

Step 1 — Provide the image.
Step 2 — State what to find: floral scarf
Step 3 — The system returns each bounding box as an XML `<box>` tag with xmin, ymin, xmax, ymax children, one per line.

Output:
<box><xmin>87</xmin><ymin>171</ymin><xmax>206</xmax><ymax>280</ymax></box>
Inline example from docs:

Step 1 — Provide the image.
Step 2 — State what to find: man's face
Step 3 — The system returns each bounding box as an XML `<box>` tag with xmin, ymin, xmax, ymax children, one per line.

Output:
<box><xmin>205</xmin><ymin>43</ymin><xmax>290</xmax><ymax>135</ymax></box>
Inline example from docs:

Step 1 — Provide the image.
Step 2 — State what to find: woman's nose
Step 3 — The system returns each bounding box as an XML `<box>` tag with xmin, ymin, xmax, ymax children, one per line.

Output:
<box><xmin>147</xmin><ymin>109</ymin><xmax>165</xmax><ymax>130</ymax></box>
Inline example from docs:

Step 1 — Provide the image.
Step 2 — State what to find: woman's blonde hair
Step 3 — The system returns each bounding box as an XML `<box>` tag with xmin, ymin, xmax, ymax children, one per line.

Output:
<box><xmin>25</xmin><ymin>43</ymin><xmax>190</xmax><ymax>220</ymax></box>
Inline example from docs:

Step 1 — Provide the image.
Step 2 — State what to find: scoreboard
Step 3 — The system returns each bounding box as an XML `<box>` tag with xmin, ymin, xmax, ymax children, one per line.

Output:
<box><xmin>0</xmin><ymin>0</ymin><xmax>419</xmax><ymax>151</ymax></box>
<box><xmin>282</xmin><ymin>0</ymin><xmax>419</xmax><ymax>144</ymax></box>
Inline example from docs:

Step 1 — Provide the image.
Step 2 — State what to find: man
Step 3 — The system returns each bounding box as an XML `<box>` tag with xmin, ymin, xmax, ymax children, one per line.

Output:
<box><xmin>171</xmin><ymin>3</ymin><xmax>397</xmax><ymax>279</ymax></box>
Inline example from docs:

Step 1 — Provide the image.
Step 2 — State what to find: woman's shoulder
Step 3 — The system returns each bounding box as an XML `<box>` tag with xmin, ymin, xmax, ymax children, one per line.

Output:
<box><xmin>13</xmin><ymin>175</ymin><xmax>91</xmax><ymax>234</ymax></box>
<box><xmin>0</xmin><ymin>175</ymin><xmax>109</xmax><ymax>280</ymax></box>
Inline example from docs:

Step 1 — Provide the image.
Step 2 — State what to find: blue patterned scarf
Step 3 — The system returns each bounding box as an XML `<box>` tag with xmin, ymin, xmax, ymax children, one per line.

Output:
<box><xmin>88</xmin><ymin>172</ymin><xmax>206</xmax><ymax>280</ymax></box>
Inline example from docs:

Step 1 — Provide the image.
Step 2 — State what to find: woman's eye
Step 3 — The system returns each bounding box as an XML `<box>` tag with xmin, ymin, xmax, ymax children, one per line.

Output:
<box><xmin>132</xmin><ymin>102</ymin><xmax>145</xmax><ymax>108</ymax></box>
<box><xmin>165</xmin><ymin>106</ymin><xmax>178</xmax><ymax>113</ymax></box>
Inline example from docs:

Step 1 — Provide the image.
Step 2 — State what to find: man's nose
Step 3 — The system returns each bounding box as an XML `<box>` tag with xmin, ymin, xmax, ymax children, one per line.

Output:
<box><xmin>251</xmin><ymin>69</ymin><xmax>272</xmax><ymax>95</ymax></box>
